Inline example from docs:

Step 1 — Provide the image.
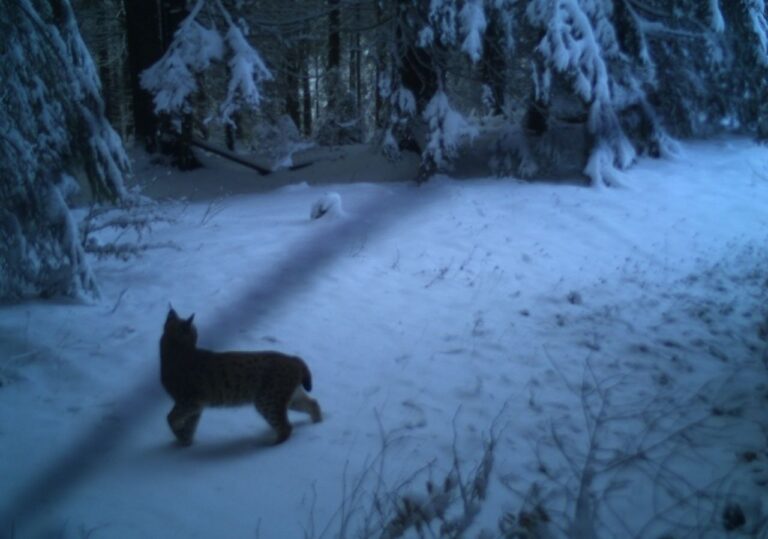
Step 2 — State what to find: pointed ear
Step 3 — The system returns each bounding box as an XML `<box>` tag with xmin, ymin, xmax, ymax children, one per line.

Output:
<box><xmin>187</xmin><ymin>313</ymin><xmax>195</xmax><ymax>324</ymax></box>
<box><xmin>167</xmin><ymin>308</ymin><xmax>179</xmax><ymax>322</ymax></box>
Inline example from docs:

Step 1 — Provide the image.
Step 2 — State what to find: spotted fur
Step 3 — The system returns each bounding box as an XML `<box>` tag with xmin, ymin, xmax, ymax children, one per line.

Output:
<box><xmin>160</xmin><ymin>308</ymin><xmax>321</xmax><ymax>445</ymax></box>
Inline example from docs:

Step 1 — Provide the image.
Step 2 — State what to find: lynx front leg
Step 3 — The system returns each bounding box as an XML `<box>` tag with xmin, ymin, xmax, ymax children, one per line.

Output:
<box><xmin>288</xmin><ymin>386</ymin><xmax>322</xmax><ymax>423</ymax></box>
<box><xmin>167</xmin><ymin>403</ymin><xmax>203</xmax><ymax>446</ymax></box>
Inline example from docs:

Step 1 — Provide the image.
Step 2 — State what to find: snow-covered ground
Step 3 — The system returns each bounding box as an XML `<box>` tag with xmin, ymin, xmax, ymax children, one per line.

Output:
<box><xmin>1</xmin><ymin>138</ymin><xmax>767</xmax><ymax>538</ymax></box>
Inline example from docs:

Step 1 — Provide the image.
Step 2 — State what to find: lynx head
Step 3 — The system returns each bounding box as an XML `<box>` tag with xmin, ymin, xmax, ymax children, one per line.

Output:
<box><xmin>163</xmin><ymin>308</ymin><xmax>198</xmax><ymax>349</ymax></box>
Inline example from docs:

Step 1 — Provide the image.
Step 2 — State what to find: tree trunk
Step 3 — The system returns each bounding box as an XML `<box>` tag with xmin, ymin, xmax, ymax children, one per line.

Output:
<box><xmin>354</xmin><ymin>5</ymin><xmax>362</xmax><ymax>115</ymax></box>
<box><xmin>373</xmin><ymin>0</ymin><xmax>384</xmax><ymax>128</ymax></box>
<box><xmin>285</xmin><ymin>45</ymin><xmax>301</xmax><ymax>132</ymax></box>
<box><xmin>392</xmin><ymin>0</ymin><xmax>438</xmax><ymax>173</ymax></box>
<box><xmin>327</xmin><ymin>0</ymin><xmax>341</xmax><ymax>112</ymax></box>
<box><xmin>481</xmin><ymin>13</ymin><xmax>505</xmax><ymax>116</ymax></box>
<box><xmin>374</xmin><ymin>62</ymin><xmax>382</xmax><ymax>128</ymax></box>
<box><xmin>301</xmin><ymin>39</ymin><xmax>312</xmax><ymax>136</ymax></box>
<box><xmin>161</xmin><ymin>0</ymin><xmax>199</xmax><ymax>167</ymax></box>
<box><xmin>126</xmin><ymin>0</ymin><xmax>197</xmax><ymax>168</ymax></box>
<box><xmin>397</xmin><ymin>2</ymin><xmax>437</xmax><ymax>111</ymax></box>
<box><xmin>124</xmin><ymin>0</ymin><xmax>163</xmax><ymax>149</ymax></box>
<box><xmin>314</xmin><ymin>53</ymin><xmax>320</xmax><ymax>121</ymax></box>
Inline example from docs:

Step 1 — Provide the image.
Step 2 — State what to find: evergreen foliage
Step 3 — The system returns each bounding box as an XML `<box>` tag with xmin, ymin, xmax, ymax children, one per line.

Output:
<box><xmin>4</xmin><ymin>0</ymin><xmax>767</xmax><ymax>300</ymax></box>
<box><xmin>0</xmin><ymin>0</ymin><xmax>128</xmax><ymax>300</ymax></box>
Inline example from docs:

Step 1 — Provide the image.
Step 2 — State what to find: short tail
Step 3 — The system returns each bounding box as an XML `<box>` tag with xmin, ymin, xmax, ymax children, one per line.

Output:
<box><xmin>302</xmin><ymin>362</ymin><xmax>313</xmax><ymax>392</ymax></box>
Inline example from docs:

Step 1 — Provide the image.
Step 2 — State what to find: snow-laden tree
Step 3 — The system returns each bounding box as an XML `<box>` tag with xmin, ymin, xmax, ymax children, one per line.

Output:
<box><xmin>420</xmin><ymin>89</ymin><xmax>478</xmax><ymax>180</ymax></box>
<box><xmin>140</xmin><ymin>0</ymin><xmax>272</xmax><ymax>163</ymax></box>
<box><xmin>738</xmin><ymin>0</ymin><xmax>768</xmax><ymax>139</ymax></box>
<box><xmin>485</xmin><ymin>0</ymin><xmax>690</xmax><ymax>185</ymax></box>
<box><xmin>315</xmin><ymin>0</ymin><xmax>366</xmax><ymax>146</ymax></box>
<box><xmin>716</xmin><ymin>0</ymin><xmax>768</xmax><ymax>138</ymax></box>
<box><xmin>383</xmin><ymin>0</ymin><xmax>487</xmax><ymax>180</ymax></box>
<box><xmin>0</xmin><ymin>0</ymin><xmax>129</xmax><ymax>300</ymax></box>
<box><xmin>380</xmin><ymin>0</ymin><xmax>765</xmax><ymax>183</ymax></box>
<box><xmin>382</xmin><ymin>85</ymin><xmax>418</xmax><ymax>158</ymax></box>
<box><xmin>628</xmin><ymin>0</ymin><xmax>768</xmax><ymax>140</ymax></box>
<box><xmin>637</xmin><ymin>2</ymin><xmax>732</xmax><ymax>137</ymax></box>
<box><xmin>524</xmin><ymin>0</ymin><xmax>641</xmax><ymax>186</ymax></box>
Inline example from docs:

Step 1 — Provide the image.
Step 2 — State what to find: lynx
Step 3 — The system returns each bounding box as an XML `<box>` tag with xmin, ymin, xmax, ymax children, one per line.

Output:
<box><xmin>159</xmin><ymin>308</ymin><xmax>322</xmax><ymax>445</ymax></box>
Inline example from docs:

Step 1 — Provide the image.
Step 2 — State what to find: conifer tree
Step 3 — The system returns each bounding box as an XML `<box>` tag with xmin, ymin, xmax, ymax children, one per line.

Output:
<box><xmin>0</xmin><ymin>0</ymin><xmax>129</xmax><ymax>300</ymax></box>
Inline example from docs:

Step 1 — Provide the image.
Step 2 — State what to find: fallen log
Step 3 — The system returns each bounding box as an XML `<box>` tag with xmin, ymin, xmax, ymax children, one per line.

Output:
<box><xmin>187</xmin><ymin>137</ymin><xmax>314</xmax><ymax>175</ymax></box>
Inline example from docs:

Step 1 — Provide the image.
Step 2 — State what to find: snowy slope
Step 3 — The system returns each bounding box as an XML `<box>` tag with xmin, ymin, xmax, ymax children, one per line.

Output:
<box><xmin>1</xmin><ymin>138</ymin><xmax>767</xmax><ymax>538</ymax></box>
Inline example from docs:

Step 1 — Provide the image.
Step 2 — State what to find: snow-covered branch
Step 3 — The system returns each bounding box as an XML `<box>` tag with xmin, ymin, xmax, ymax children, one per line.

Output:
<box><xmin>1</xmin><ymin>0</ymin><xmax>129</xmax><ymax>300</ymax></box>
<box><xmin>140</xmin><ymin>0</ymin><xmax>272</xmax><ymax>127</ymax></box>
<box><xmin>527</xmin><ymin>0</ymin><xmax>637</xmax><ymax>186</ymax></box>
<box><xmin>420</xmin><ymin>90</ymin><xmax>477</xmax><ymax>180</ymax></box>
<box><xmin>140</xmin><ymin>1</ymin><xmax>224</xmax><ymax>115</ymax></box>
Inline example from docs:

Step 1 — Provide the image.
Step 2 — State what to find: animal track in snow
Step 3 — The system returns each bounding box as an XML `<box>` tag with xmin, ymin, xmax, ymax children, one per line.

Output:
<box><xmin>400</xmin><ymin>399</ymin><xmax>427</xmax><ymax>430</ymax></box>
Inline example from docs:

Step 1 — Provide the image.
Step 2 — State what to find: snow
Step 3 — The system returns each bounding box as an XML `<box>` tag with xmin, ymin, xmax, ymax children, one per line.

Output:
<box><xmin>392</xmin><ymin>88</ymin><xmax>417</xmax><ymax>119</ymax></box>
<box><xmin>530</xmin><ymin>0</ymin><xmax>612</xmax><ymax>104</ymax></box>
<box><xmin>428</xmin><ymin>0</ymin><xmax>458</xmax><ymax>46</ymax></box>
<box><xmin>459</xmin><ymin>0</ymin><xmax>487</xmax><ymax>63</ymax></box>
<box><xmin>527</xmin><ymin>0</ymin><xmax>641</xmax><ymax>187</ymax></box>
<box><xmin>140</xmin><ymin>0</ymin><xmax>271</xmax><ymax>123</ymax></box>
<box><xmin>219</xmin><ymin>20</ymin><xmax>272</xmax><ymax>124</ymax></box>
<box><xmin>423</xmin><ymin>91</ymin><xmax>478</xmax><ymax>171</ymax></box>
<box><xmin>310</xmin><ymin>192</ymin><xmax>345</xmax><ymax>220</ymax></box>
<box><xmin>709</xmin><ymin>0</ymin><xmax>725</xmax><ymax>33</ymax></box>
<box><xmin>1</xmin><ymin>138</ymin><xmax>768</xmax><ymax>538</ymax></box>
<box><xmin>140</xmin><ymin>5</ymin><xmax>225</xmax><ymax>114</ymax></box>
<box><xmin>748</xmin><ymin>0</ymin><xmax>768</xmax><ymax>65</ymax></box>
<box><xmin>1</xmin><ymin>0</ymin><xmax>128</xmax><ymax>300</ymax></box>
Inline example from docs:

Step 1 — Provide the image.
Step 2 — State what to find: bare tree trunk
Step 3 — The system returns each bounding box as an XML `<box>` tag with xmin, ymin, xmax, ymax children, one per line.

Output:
<box><xmin>314</xmin><ymin>53</ymin><xmax>320</xmax><ymax>122</ymax></box>
<box><xmin>301</xmin><ymin>39</ymin><xmax>312</xmax><ymax>136</ymax></box>
<box><xmin>124</xmin><ymin>0</ymin><xmax>162</xmax><ymax>150</ymax></box>
<box><xmin>397</xmin><ymin>2</ymin><xmax>437</xmax><ymax>111</ymax></box>
<box><xmin>285</xmin><ymin>45</ymin><xmax>301</xmax><ymax>131</ymax></box>
<box><xmin>327</xmin><ymin>0</ymin><xmax>341</xmax><ymax>112</ymax></box>
<box><xmin>160</xmin><ymin>0</ymin><xmax>199</xmax><ymax>168</ymax></box>
<box><xmin>373</xmin><ymin>0</ymin><xmax>384</xmax><ymax>128</ymax></box>
<box><xmin>125</xmin><ymin>0</ymin><xmax>197</xmax><ymax>170</ymax></box>
<box><xmin>481</xmin><ymin>13</ymin><xmax>505</xmax><ymax>116</ymax></box>
<box><xmin>354</xmin><ymin>3</ymin><xmax>362</xmax><ymax>115</ymax></box>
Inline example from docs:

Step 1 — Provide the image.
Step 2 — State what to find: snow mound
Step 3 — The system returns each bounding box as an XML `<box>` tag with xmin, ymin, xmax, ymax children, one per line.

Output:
<box><xmin>310</xmin><ymin>192</ymin><xmax>345</xmax><ymax>220</ymax></box>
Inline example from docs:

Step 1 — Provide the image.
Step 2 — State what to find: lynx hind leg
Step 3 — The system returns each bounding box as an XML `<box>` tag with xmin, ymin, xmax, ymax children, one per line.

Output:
<box><xmin>254</xmin><ymin>398</ymin><xmax>292</xmax><ymax>445</ymax></box>
<box><xmin>167</xmin><ymin>403</ymin><xmax>203</xmax><ymax>446</ymax></box>
<box><xmin>288</xmin><ymin>386</ymin><xmax>322</xmax><ymax>423</ymax></box>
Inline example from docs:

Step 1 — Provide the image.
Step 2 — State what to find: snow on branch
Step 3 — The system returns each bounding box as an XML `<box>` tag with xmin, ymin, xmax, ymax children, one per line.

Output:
<box><xmin>427</xmin><ymin>0</ymin><xmax>458</xmax><ymax>46</ymax></box>
<box><xmin>80</xmin><ymin>197</ymin><xmax>180</xmax><ymax>261</ymax></box>
<box><xmin>216</xmin><ymin>0</ymin><xmax>272</xmax><ymax>126</ymax></box>
<box><xmin>708</xmin><ymin>0</ymin><xmax>725</xmax><ymax>33</ymax></box>
<box><xmin>220</xmin><ymin>24</ymin><xmax>272</xmax><ymax>124</ymax></box>
<box><xmin>1</xmin><ymin>0</ymin><xmax>129</xmax><ymax>300</ymax></box>
<box><xmin>459</xmin><ymin>0</ymin><xmax>487</xmax><ymax>63</ymax></box>
<box><xmin>421</xmin><ymin>90</ymin><xmax>477</xmax><ymax>177</ymax></box>
<box><xmin>527</xmin><ymin>0</ymin><xmax>637</xmax><ymax>186</ymax></box>
<box><xmin>140</xmin><ymin>0</ymin><xmax>271</xmax><ymax>125</ymax></box>
<box><xmin>140</xmin><ymin>0</ymin><xmax>223</xmax><ymax>114</ymax></box>
<box><xmin>421</xmin><ymin>0</ymin><xmax>487</xmax><ymax>63</ymax></box>
<box><xmin>383</xmin><ymin>87</ymin><xmax>417</xmax><ymax>159</ymax></box>
<box><xmin>528</xmin><ymin>0</ymin><xmax>612</xmax><ymax>104</ymax></box>
<box><xmin>746</xmin><ymin>0</ymin><xmax>768</xmax><ymax>65</ymax></box>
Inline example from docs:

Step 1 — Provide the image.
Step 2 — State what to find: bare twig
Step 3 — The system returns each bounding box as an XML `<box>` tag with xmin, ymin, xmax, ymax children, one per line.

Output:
<box><xmin>200</xmin><ymin>197</ymin><xmax>227</xmax><ymax>226</ymax></box>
